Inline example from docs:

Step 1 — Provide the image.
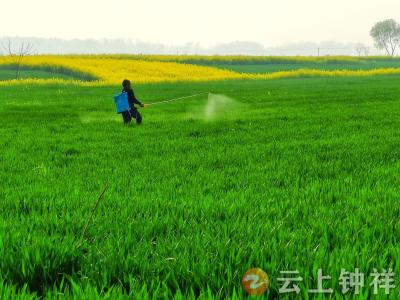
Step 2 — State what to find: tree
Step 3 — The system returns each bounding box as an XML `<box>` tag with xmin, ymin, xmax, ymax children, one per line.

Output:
<box><xmin>370</xmin><ymin>19</ymin><xmax>400</xmax><ymax>56</ymax></box>
<box><xmin>355</xmin><ymin>43</ymin><xmax>369</xmax><ymax>56</ymax></box>
<box><xmin>1</xmin><ymin>40</ymin><xmax>33</xmax><ymax>79</ymax></box>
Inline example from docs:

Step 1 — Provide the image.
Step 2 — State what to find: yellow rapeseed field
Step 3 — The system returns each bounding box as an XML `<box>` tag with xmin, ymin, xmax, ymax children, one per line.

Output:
<box><xmin>1</xmin><ymin>55</ymin><xmax>400</xmax><ymax>86</ymax></box>
<box><xmin>0</xmin><ymin>56</ymin><xmax>241</xmax><ymax>85</ymax></box>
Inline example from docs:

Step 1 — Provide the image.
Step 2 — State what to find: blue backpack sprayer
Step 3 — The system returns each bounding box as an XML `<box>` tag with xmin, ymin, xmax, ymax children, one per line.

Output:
<box><xmin>114</xmin><ymin>92</ymin><xmax>131</xmax><ymax>113</ymax></box>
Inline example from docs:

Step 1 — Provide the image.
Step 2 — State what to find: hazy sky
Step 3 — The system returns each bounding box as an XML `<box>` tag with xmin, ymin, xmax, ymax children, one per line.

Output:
<box><xmin>2</xmin><ymin>0</ymin><xmax>399</xmax><ymax>46</ymax></box>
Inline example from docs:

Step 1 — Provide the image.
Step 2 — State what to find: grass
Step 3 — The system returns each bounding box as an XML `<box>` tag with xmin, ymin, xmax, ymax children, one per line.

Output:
<box><xmin>0</xmin><ymin>68</ymin><xmax>78</xmax><ymax>81</ymax></box>
<box><xmin>0</xmin><ymin>65</ymin><xmax>97</xmax><ymax>82</ymax></box>
<box><xmin>211</xmin><ymin>60</ymin><xmax>400</xmax><ymax>73</ymax></box>
<box><xmin>1</xmin><ymin>74</ymin><xmax>400</xmax><ymax>298</ymax></box>
<box><xmin>77</xmin><ymin>54</ymin><xmax>398</xmax><ymax>64</ymax></box>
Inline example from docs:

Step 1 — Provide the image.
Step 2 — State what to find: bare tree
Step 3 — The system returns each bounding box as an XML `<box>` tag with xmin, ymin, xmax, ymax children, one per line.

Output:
<box><xmin>355</xmin><ymin>43</ymin><xmax>364</xmax><ymax>56</ymax></box>
<box><xmin>370</xmin><ymin>19</ymin><xmax>400</xmax><ymax>56</ymax></box>
<box><xmin>364</xmin><ymin>47</ymin><xmax>370</xmax><ymax>57</ymax></box>
<box><xmin>2</xmin><ymin>40</ymin><xmax>33</xmax><ymax>79</ymax></box>
<box><xmin>355</xmin><ymin>43</ymin><xmax>369</xmax><ymax>57</ymax></box>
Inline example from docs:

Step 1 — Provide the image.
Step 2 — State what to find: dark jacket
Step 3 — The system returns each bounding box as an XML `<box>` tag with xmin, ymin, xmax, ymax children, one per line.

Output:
<box><xmin>123</xmin><ymin>87</ymin><xmax>142</xmax><ymax>108</ymax></box>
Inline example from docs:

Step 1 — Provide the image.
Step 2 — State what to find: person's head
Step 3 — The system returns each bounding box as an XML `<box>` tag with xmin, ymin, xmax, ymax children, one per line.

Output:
<box><xmin>122</xmin><ymin>79</ymin><xmax>131</xmax><ymax>89</ymax></box>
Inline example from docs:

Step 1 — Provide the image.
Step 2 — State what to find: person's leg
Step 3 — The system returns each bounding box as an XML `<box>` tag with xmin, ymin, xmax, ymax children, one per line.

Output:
<box><xmin>130</xmin><ymin>108</ymin><xmax>142</xmax><ymax>124</ymax></box>
<box><xmin>121</xmin><ymin>111</ymin><xmax>131</xmax><ymax>124</ymax></box>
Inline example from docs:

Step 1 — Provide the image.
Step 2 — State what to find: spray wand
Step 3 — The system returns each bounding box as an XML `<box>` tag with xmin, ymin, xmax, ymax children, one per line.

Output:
<box><xmin>137</xmin><ymin>92</ymin><xmax>210</xmax><ymax>108</ymax></box>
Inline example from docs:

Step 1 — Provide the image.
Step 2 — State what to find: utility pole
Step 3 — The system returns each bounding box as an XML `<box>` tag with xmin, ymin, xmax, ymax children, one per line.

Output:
<box><xmin>317</xmin><ymin>48</ymin><xmax>320</xmax><ymax>57</ymax></box>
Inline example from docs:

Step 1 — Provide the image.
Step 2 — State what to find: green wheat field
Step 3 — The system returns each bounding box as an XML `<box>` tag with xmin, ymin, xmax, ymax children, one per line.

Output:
<box><xmin>1</xmin><ymin>57</ymin><xmax>400</xmax><ymax>299</ymax></box>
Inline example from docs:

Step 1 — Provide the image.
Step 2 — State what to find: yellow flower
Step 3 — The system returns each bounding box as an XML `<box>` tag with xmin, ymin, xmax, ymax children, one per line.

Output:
<box><xmin>1</xmin><ymin>55</ymin><xmax>400</xmax><ymax>86</ymax></box>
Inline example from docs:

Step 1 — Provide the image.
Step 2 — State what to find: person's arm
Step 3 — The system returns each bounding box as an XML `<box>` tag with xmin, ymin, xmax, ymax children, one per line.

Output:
<box><xmin>130</xmin><ymin>89</ymin><xmax>144</xmax><ymax>107</ymax></box>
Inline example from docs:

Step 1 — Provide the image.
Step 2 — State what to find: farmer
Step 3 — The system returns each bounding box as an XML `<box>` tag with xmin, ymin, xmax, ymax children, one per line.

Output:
<box><xmin>121</xmin><ymin>79</ymin><xmax>145</xmax><ymax>124</ymax></box>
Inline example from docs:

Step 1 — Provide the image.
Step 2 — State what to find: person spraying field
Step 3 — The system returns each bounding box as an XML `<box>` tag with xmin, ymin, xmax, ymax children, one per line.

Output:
<box><xmin>117</xmin><ymin>79</ymin><xmax>145</xmax><ymax>124</ymax></box>
<box><xmin>113</xmin><ymin>88</ymin><xmax>239</xmax><ymax>125</ymax></box>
